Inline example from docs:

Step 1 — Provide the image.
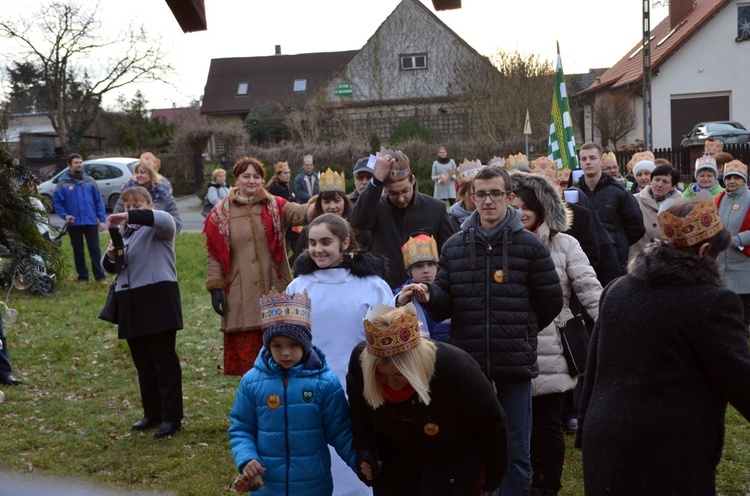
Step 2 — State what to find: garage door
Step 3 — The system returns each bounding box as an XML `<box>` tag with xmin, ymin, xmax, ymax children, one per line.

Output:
<box><xmin>670</xmin><ymin>95</ymin><xmax>729</xmax><ymax>149</ymax></box>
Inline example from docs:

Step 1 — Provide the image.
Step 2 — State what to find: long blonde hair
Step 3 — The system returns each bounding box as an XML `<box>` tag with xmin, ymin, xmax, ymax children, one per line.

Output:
<box><xmin>133</xmin><ymin>161</ymin><xmax>162</xmax><ymax>185</ymax></box>
<box><xmin>360</xmin><ymin>308</ymin><xmax>436</xmax><ymax>409</ymax></box>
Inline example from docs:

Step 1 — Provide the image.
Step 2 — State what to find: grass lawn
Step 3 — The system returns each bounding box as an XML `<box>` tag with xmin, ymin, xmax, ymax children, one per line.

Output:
<box><xmin>1</xmin><ymin>232</ymin><xmax>749</xmax><ymax>495</ymax></box>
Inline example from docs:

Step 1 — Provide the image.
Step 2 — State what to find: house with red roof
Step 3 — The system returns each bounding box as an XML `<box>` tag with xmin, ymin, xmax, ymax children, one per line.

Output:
<box><xmin>580</xmin><ymin>0</ymin><xmax>750</xmax><ymax>150</ymax></box>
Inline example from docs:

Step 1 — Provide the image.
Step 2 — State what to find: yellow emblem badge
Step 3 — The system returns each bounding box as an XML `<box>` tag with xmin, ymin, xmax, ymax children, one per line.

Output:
<box><xmin>423</xmin><ymin>423</ymin><xmax>440</xmax><ymax>436</ymax></box>
<box><xmin>733</xmin><ymin>204</ymin><xmax>740</xmax><ymax>211</ymax></box>
<box><xmin>266</xmin><ymin>394</ymin><xmax>281</xmax><ymax>409</ymax></box>
<box><xmin>493</xmin><ymin>270</ymin><xmax>504</xmax><ymax>283</ymax></box>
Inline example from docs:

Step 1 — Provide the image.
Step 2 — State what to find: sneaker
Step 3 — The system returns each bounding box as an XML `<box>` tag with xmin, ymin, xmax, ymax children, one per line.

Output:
<box><xmin>565</xmin><ymin>418</ymin><xmax>578</xmax><ymax>435</ymax></box>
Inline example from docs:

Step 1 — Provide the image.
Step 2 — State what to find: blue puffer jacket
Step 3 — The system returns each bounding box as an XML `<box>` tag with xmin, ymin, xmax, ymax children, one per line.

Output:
<box><xmin>229</xmin><ymin>345</ymin><xmax>358</xmax><ymax>496</ymax></box>
<box><xmin>52</xmin><ymin>171</ymin><xmax>106</xmax><ymax>226</ymax></box>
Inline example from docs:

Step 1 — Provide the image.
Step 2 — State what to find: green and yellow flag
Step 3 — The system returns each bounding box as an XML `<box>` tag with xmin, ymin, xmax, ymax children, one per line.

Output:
<box><xmin>547</xmin><ymin>43</ymin><xmax>579</xmax><ymax>170</ymax></box>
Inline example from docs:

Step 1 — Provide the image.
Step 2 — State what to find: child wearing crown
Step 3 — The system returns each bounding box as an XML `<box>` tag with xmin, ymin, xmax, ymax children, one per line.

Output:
<box><xmin>394</xmin><ymin>234</ymin><xmax>450</xmax><ymax>342</ymax></box>
<box><xmin>228</xmin><ymin>290</ymin><xmax>359</xmax><ymax>496</ymax></box>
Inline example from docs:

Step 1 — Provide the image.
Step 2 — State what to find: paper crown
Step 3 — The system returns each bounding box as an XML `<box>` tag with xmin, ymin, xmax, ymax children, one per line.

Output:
<box><xmin>401</xmin><ymin>234</ymin><xmax>438</xmax><ymax>270</ymax></box>
<box><xmin>695</xmin><ymin>155</ymin><xmax>717</xmax><ymax>168</ymax></box>
<box><xmin>377</xmin><ymin>147</ymin><xmax>411</xmax><ymax>180</ymax></box>
<box><xmin>601</xmin><ymin>152</ymin><xmax>617</xmax><ymax>166</ymax></box>
<box><xmin>659</xmin><ymin>200</ymin><xmax>723</xmax><ymax>247</ymax></box>
<box><xmin>557</xmin><ymin>168</ymin><xmax>572</xmax><ymax>184</ymax></box>
<box><xmin>260</xmin><ymin>289</ymin><xmax>312</xmax><ymax>330</ymax></box>
<box><xmin>303</xmin><ymin>154</ymin><xmax>313</xmax><ymax>163</ymax></box>
<box><xmin>530</xmin><ymin>156</ymin><xmax>559</xmax><ymax>184</ymax></box>
<box><xmin>626</xmin><ymin>151</ymin><xmax>655</xmax><ymax>173</ymax></box>
<box><xmin>363</xmin><ymin>304</ymin><xmax>421</xmax><ymax>357</ymax></box>
<box><xmin>704</xmin><ymin>139</ymin><xmax>723</xmax><ymax>154</ymax></box>
<box><xmin>456</xmin><ymin>159</ymin><xmax>483</xmax><ymax>186</ymax></box>
<box><xmin>319</xmin><ymin>168</ymin><xmax>346</xmax><ymax>192</ymax></box>
<box><xmin>723</xmin><ymin>160</ymin><xmax>748</xmax><ymax>181</ymax></box>
<box><xmin>488</xmin><ymin>156</ymin><xmax>506</xmax><ymax>169</ymax></box>
<box><xmin>507</xmin><ymin>153</ymin><xmax>529</xmax><ymax>171</ymax></box>
<box><xmin>274</xmin><ymin>161</ymin><xmax>289</xmax><ymax>173</ymax></box>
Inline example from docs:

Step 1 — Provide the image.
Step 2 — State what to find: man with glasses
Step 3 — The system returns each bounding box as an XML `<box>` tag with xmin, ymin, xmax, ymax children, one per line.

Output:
<box><xmin>349</xmin><ymin>149</ymin><xmax>453</xmax><ymax>289</ymax></box>
<box><xmin>402</xmin><ymin>166</ymin><xmax>563</xmax><ymax>496</ymax></box>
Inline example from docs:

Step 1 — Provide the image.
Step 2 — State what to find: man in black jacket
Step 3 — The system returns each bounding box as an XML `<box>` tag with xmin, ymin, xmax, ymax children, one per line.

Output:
<box><xmin>348</xmin><ymin>149</ymin><xmax>454</xmax><ymax>289</ymax></box>
<box><xmin>402</xmin><ymin>166</ymin><xmax>563</xmax><ymax>496</ymax></box>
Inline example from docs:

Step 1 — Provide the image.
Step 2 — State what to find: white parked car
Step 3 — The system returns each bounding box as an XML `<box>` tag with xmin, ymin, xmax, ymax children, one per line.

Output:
<box><xmin>38</xmin><ymin>157</ymin><xmax>139</xmax><ymax>212</ymax></box>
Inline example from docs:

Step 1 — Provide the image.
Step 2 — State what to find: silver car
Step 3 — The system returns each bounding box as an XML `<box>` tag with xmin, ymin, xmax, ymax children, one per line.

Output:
<box><xmin>38</xmin><ymin>157</ymin><xmax>139</xmax><ymax>211</ymax></box>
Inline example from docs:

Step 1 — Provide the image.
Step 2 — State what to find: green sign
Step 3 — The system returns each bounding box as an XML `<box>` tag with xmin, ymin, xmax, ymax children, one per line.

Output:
<box><xmin>334</xmin><ymin>83</ymin><xmax>352</xmax><ymax>96</ymax></box>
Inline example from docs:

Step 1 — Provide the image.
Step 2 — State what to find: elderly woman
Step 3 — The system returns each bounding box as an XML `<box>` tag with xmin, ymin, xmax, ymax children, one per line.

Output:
<box><xmin>684</xmin><ymin>155</ymin><xmax>724</xmax><ymax>200</ymax></box>
<box><xmin>346</xmin><ymin>304</ymin><xmax>508</xmax><ymax>496</ymax></box>
<box><xmin>114</xmin><ymin>160</ymin><xmax>181</xmax><ymax>232</ymax></box>
<box><xmin>204</xmin><ymin>157</ymin><xmax>308</xmax><ymax>376</ymax></box>
<box><xmin>629</xmin><ymin>164</ymin><xmax>684</xmax><ymax>260</ymax></box>
<box><xmin>577</xmin><ymin>200</ymin><xmax>750</xmax><ymax>494</ymax></box>
<box><xmin>631</xmin><ymin>160</ymin><xmax>655</xmax><ymax>194</ymax></box>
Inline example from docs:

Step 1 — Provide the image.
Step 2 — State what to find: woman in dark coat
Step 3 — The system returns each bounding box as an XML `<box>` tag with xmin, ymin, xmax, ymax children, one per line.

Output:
<box><xmin>577</xmin><ymin>199</ymin><xmax>750</xmax><ymax>495</ymax></box>
<box><xmin>347</xmin><ymin>304</ymin><xmax>508</xmax><ymax>496</ymax></box>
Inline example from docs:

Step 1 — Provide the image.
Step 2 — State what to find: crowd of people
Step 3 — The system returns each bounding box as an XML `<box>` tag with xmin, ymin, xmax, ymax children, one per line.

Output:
<box><xmin>5</xmin><ymin>140</ymin><xmax>750</xmax><ymax>496</ymax></box>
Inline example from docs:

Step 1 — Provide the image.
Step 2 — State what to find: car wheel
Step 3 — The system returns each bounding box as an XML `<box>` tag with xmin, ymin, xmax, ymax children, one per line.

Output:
<box><xmin>41</xmin><ymin>194</ymin><xmax>54</xmax><ymax>213</ymax></box>
<box><xmin>108</xmin><ymin>193</ymin><xmax>120</xmax><ymax>211</ymax></box>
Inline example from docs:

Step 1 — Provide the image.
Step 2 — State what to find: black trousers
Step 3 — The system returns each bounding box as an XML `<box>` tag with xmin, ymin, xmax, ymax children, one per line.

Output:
<box><xmin>127</xmin><ymin>330</ymin><xmax>183</xmax><ymax>423</ymax></box>
<box><xmin>531</xmin><ymin>392</ymin><xmax>566</xmax><ymax>492</ymax></box>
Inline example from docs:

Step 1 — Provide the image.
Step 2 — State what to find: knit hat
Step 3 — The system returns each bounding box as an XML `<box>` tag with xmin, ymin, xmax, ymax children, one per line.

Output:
<box><xmin>723</xmin><ymin>160</ymin><xmax>748</xmax><ymax>182</ymax></box>
<box><xmin>632</xmin><ymin>160</ymin><xmax>656</xmax><ymax>176</ymax></box>
<box><xmin>694</xmin><ymin>155</ymin><xmax>718</xmax><ymax>180</ymax></box>
<box><xmin>659</xmin><ymin>200</ymin><xmax>723</xmax><ymax>247</ymax></box>
<box><xmin>364</xmin><ymin>303</ymin><xmax>421</xmax><ymax>358</ymax></box>
<box><xmin>260</xmin><ymin>290</ymin><xmax>312</xmax><ymax>353</ymax></box>
<box><xmin>626</xmin><ymin>151</ymin><xmax>655</xmax><ymax>174</ymax></box>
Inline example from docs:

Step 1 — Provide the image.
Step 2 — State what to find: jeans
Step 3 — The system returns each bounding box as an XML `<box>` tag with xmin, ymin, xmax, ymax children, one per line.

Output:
<box><xmin>68</xmin><ymin>224</ymin><xmax>105</xmax><ymax>281</ymax></box>
<box><xmin>0</xmin><ymin>314</ymin><xmax>12</xmax><ymax>377</ymax></box>
<box><xmin>495</xmin><ymin>378</ymin><xmax>532</xmax><ymax>496</ymax></box>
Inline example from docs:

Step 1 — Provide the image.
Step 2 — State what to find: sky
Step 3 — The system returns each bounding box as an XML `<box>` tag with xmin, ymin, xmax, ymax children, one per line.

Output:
<box><xmin>0</xmin><ymin>0</ymin><xmax>669</xmax><ymax>111</ymax></box>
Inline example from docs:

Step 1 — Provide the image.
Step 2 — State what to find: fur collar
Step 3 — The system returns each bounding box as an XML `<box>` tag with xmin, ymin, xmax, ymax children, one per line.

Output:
<box><xmin>293</xmin><ymin>250</ymin><xmax>389</xmax><ymax>279</ymax></box>
<box><xmin>628</xmin><ymin>244</ymin><xmax>723</xmax><ymax>287</ymax></box>
<box><xmin>510</xmin><ymin>172</ymin><xmax>571</xmax><ymax>233</ymax></box>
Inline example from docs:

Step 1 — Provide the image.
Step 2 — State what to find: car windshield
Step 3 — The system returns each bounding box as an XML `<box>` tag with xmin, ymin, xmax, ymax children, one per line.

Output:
<box><xmin>706</xmin><ymin>123</ymin><xmax>746</xmax><ymax>133</ymax></box>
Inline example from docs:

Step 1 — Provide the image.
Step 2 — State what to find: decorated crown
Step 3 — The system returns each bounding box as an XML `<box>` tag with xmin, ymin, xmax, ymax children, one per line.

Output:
<box><xmin>626</xmin><ymin>151</ymin><xmax>655</xmax><ymax>173</ymax></box>
<box><xmin>557</xmin><ymin>168</ymin><xmax>572</xmax><ymax>184</ymax></box>
<box><xmin>303</xmin><ymin>154</ymin><xmax>313</xmax><ymax>163</ymax></box>
<box><xmin>530</xmin><ymin>156</ymin><xmax>559</xmax><ymax>185</ymax></box>
<box><xmin>488</xmin><ymin>156</ymin><xmax>506</xmax><ymax>169</ymax></box>
<box><xmin>401</xmin><ymin>234</ymin><xmax>438</xmax><ymax>269</ymax></box>
<box><xmin>319</xmin><ymin>168</ymin><xmax>346</xmax><ymax>192</ymax></box>
<box><xmin>695</xmin><ymin>155</ymin><xmax>717</xmax><ymax>169</ymax></box>
<box><xmin>260</xmin><ymin>289</ymin><xmax>312</xmax><ymax>330</ymax></box>
<box><xmin>723</xmin><ymin>160</ymin><xmax>748</xmax><ymax>180</ymax></box>
<box><xmin>456</xmin><ymin>159</ymin><xmax>483</xmax><ymax>186</ymax></box>
<box><xmin>377</xmin><ymin>147</ymin><xmax>411</xmax><ymax>180</ymax></box>
<box><xmin>658</xmin><ymin>200</ymin><xmax>723</xmax><ymax>247</ymax></box>
<box><xmin>274</xmin><ymin>161</ymin><xmax>289</xmax><ymax>173</ymax></box>
<box><xmin>363</xmin><ymin>304</ymin><xmax>421</xmax><ymax>358</ymax></box>
<box><xmin>704</xmin><ymin>139</ymin><xmax>723</xmax><ymax>154</ymax></box>
<box><xmin>601</xmin><ymin>152</ymin><xmax>617</xmax><ymax>166</ymax></box>
<box><xmin>507</xmin><ymin>153</ymin><xmax>529</xmax><ymax>171</ymax></box>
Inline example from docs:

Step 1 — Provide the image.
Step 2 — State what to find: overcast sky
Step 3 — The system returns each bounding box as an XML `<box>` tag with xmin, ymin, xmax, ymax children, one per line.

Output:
<box><xmin>1</xmin><ymin>0</ymin><xmax>669</xmax><ymax>110</ymax></box>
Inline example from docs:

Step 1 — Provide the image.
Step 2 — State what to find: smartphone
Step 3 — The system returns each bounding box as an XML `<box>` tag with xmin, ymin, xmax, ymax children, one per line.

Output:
<box><xmin>109</xmin><ymin>227</ymin><xmax>125</xmax><ymax>269</ymax></box>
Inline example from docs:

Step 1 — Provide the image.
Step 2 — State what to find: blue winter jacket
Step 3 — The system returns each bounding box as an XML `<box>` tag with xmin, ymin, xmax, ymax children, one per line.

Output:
<box><xmin>52</xmin><ymin>171</ymin><xmax>106</xmax><ymax>226</ymax></box>
<box><xmin>228</xmin><ymin>345</ymin><xmax>358</xmax><ymax>496</ymax></box>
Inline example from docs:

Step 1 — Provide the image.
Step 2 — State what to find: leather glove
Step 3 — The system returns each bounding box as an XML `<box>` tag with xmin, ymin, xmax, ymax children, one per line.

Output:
<box><xmin>210</xmin><ymin>288</ymin><xmax>226</xmax><ymax>316</ymax></box>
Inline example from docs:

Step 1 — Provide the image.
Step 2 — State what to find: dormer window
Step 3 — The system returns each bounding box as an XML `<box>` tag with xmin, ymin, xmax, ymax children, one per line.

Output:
<box><xmin>400</xmin><ymin>54</ymin><xmax>427</xmax><ymax>71</ymax></box>
<box><xmin>293</xmin><ymin>79</ymin><xmax>307</xmax><ymax>92</ymax></box>
<box><xmin>237</xmin><ymin>83</ymin><xmax>249</xmax><ymax>96</ymax></box>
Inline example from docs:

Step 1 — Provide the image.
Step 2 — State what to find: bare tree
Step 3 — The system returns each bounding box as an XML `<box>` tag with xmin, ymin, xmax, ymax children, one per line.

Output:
<box><xmin>593</xmin><ymin>92</ymin><xmax>637</xmax><ymax>150</ymax></box>
<box><xmin>0</xmin><ymin>1</ymin><xmax>173</xmax><ymax>153</ymax></box>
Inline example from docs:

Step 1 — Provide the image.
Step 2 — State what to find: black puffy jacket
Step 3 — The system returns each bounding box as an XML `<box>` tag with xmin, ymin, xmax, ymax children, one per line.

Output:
<box><xmin>423</xmin><ymin>208</ymin><xmax>563</xmax><ymax>380</ymax></box>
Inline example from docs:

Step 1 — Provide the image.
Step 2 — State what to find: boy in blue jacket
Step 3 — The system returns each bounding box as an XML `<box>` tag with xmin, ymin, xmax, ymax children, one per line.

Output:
<box><xmin>228</xmin><ymin>290</ymin><xmax>360</xmax><ymax>496</ymax></box>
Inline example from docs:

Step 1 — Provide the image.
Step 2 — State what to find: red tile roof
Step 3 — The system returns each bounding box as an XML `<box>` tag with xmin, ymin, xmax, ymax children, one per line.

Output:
<box><xmin>583</xmin><ymin>0</ymin><xmax>732</xmax><ymax>94</ymax></box>
<box><xmin>201</xmin><ymin>51</ymin><xmax>358</xmax><ymax>115</ymax></box>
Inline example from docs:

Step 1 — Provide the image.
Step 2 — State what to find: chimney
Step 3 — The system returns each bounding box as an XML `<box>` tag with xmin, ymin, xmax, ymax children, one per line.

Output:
<box><xmin>275</xmin><ymin>45</ymin><xmax>281</xmax><ymax>56</ymax></box>
<box><xmin>670</xmin><ymin>0</ymin><xmax>694</xmax><ymax>27</ymax></box>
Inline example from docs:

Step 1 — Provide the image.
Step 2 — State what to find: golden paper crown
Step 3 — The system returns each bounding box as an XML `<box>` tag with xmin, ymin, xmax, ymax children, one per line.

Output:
<box><xmin>530</xmin><ymin>156</ymin><xmax>559</xmax><ymax>185</ymax></box>
<box><xmin>557</xmin><ymin>168</ymin><xmax>572</xmax><ymax>184</ymax></box>
<box><xmin>319</xmin><ymin>168</ymin><xmax>346</xmax><ymax>192</ymax></box>
<box><xmin>260</xmin><ymin>289</ymin><xmax>312</xmax><ymax>330</ymax></box>
<box><xmin>601</xmin><ymin>152</ymin><xmax>617</xmax><ymax>166</ymax></box>
<box><xmin>488</xmin><ymin>156</ymin><xmax>506</xmax><ymax>169</ymax></box>
<box><xmin>303</xmin><ymin>154</ymin><xmax>313</xmax><ymax>163</ymax></box>
<box><xmin>507</xmin><ymin>153</ymin><xmax>529</xmax><ymax>171</ymax></box>
<box><xmin>401</xmin><ymin>234</ymin><xmax>438</xmax><ymax>270</ymax></box>
<box><xmin>695</xmin><ymin>155</ymin><xmax>718</xmax><ymax>171</ymax></box>
<box><xmin>377</xmin><ymin>147</ymin><xmax>411</xmax><ymax>180</ymax></box>
<box><xmin>704</xmin><ymin>139</ymin><xmax>723</xmax><ymax>154</ymax></box>
<box><xmin>723</xmin><ymin>160</ymin><xmax>748</xmax><ymax>180</ymax></box>
<box><xmin>274</xmin><ymin>161</ymin><xmax>289</xmax><ymax>173</ymax></box>
<box><xmin>364</xmin><ymin>304</ymin><xmax>421</xmax><ymax>358</ymax></box>
<box><xmin>456</xmin><ymin>159</ymin><xmax>483</xmax><ymax>186</ymax></box>
<box><xmin>626</xmin><ymin>151</ymin><xmax>655</xmax><ymax>173</ymax></box>
<box><xmin>659</xmin><ymin>200</ymin><xmax>723</xmax><ymax>247</ymax></box>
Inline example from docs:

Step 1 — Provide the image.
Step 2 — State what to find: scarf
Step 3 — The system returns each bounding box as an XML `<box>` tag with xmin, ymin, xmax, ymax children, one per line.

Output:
<box><xmin>649</xmin><ymin>188</ymin><xmax>676</xmax><ymax>203</ymax></box>
<box><xmin>381</xmin><ymin>383</ymin><xmax>416</xmax><ymax>403</ymax></box>
<box><xmin>437</xmin><ymin>156</ymin><xmax>451</xmax><ymax>164</ymax></box>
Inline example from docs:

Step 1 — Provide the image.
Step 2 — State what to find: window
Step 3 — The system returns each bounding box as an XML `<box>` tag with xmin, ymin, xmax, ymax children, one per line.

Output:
<box><xmin>400</xmin><ymin>54</ymin><xmax>427</xmax><ymax>71</ymax></box>
<box><xmin>237</xmin><ymin>82</ymin><xmax>249</xmax><ymax>96</ymax></box>
<box><xmin>86</xmin><ymin>164</ymin><xmax>122</xmax><ymax>180</ymax></box>
<box><xmin>738</xmin><ymin>3</ymin><xmax>750</xmax><ymax>42</ymax></box>
<box><xmin>293</xmin><ymin>79</ymin><xmax>307</xmax><ymax>92</ymax></box>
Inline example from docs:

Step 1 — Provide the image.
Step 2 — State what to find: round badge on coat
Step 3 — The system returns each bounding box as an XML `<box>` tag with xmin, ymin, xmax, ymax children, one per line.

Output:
<box><xmin>733</xmin><ymin>204</ymin><xmax>740</xmax><ymax>211</ymax></box>
<box><xmin>493</xmin><ymin>270</ymin><xmax>504</xmax><ymax>283</ymax></box>
<box><xmin>266</xmin><ymin>394</ymin><xmax>281</xmax><ymax>409</ymax></box>
<box><xmin>423</xmin><ymin>423</ymin><xmax>440</xmax><ymax>436</ymax></box>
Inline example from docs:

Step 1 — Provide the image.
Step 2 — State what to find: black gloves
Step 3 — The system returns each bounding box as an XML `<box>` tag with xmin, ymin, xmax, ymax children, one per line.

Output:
<box><xmin>210</xmin><ymin>288</ymin><xmax>226</xmax><ymax>316</ymax></box>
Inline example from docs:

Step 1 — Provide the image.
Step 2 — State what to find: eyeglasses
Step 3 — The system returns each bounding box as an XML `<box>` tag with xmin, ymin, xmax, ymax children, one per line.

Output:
<box><xmin>472</xmin><ymin>190</ymin><xmax>509</xmax><ymax>201</ymax></box>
